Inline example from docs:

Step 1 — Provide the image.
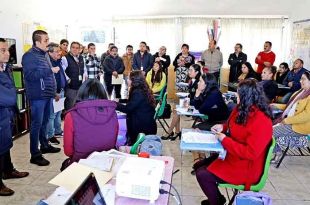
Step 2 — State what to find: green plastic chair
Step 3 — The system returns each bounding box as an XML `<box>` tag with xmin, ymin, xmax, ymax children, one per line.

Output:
<box><xmin>130</xmin><ymin>133</ymin><xmax>146</xmax><ymax>154</ymax></box>
<box><xmin>218</xmin><ymin>138</ymin><xmax>276</xmax><ymax>205</ymax></box>
<box><xmin>154</xmin><ymin>92</ymin><xmax>170</xmax><ymax>134</ymax></box>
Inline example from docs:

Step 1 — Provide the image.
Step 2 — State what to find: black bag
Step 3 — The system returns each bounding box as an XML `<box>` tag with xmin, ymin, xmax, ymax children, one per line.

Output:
<box><xmin>160</xmin><ymin>103</ymin><xmax>171</xmax><ymax>119</ymax></box>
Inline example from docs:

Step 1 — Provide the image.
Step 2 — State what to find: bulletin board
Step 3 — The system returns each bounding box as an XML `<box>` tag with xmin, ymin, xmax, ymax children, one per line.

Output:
<box><xmin>290</xmin><ymin>19</ymin><xmax>310</xmax><ymax>70</ymax></box>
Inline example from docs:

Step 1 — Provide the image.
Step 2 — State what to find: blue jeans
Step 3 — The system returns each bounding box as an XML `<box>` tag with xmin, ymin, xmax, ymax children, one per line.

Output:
<box><xmin>29</xmin><ymin>99</ymin><xmax>52</xmax><ymax>157</ymax></box>
<box><xmin>47</xmin><ymin>92</ymin><xmax>64</xmax><ymax>138</ymax></box>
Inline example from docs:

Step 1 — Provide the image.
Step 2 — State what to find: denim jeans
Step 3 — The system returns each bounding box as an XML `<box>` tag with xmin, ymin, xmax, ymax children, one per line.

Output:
<box><xmin>47</xmin><ymin>91</ymin><xmax>64</xmax><ymax>138</ymax></box>
<box><xmin>29</xmin><ymin>98</ymin><xmax>52</xmax><ymax>157</ymax></box>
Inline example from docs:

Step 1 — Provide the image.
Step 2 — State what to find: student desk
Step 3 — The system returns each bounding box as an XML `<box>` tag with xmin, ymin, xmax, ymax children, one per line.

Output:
<box><xmin>176</xmin><ymin>105</ymin><xmax>207</xmax><ymax>127</ymax></box>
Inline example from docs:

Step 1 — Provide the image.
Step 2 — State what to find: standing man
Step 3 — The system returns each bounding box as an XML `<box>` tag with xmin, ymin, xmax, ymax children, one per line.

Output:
<box><xmin>228</xmin><ymin>43</ymin><xmax>247</xmax><ymax>82</ymax></box>
<box><xmin>122</xmin><ymin>45</ymin><xmax>134</xmax><ymax>98</ymax></box>
<box><xmin>0</xmin><ymin>38</ymin><xmax>29</xmax><ymax>196</ymax></box>
<box><xmin>59</xmin><ymin>39</ymin><xmax>69</xmax><ymax>57</ymax></box>
<box><xmin>46</xmin><ymin>43</ymin><xmax>67</xmax><ymax>145</ymax></box>
<box><xmin>201</xmin><ymin>40</ymin><xmax>223</xmax><ymax>82</ymax></box>
<box><xmin>85</xmin><ymin>43</ymin><xmax>102</xmax><ymax>80</ymax></box>
<box><xmin>103</xmin><ymin>46</ymin><xmax>125</xmax><ymax>99</ymax></box>
<box><xmin>255</xmin><ymin>41</ymin><xmax>276</xmax><ymax>74</ymax></box>
<box><xmin>101</xmin><ymin>43</ymin><xmax>114</xmax><ymax>67</ymax></box>
<box><xmin>132</xmin><ymin>41</ymin><xmax>153</xmax><ymax>75</ymax></box>
<box><xmin>22</xmin><ymin>30</ymin><xmax>61</xmax><ymax>166</ymax></box>
<box><xmin>153</xmin><ymin>46</ymin><xmax>171</xmax><ymax>76</ymax></box>
<box><xmin>62</xmin><ymin>41</ymin><xmax>86</xmax><ymax>110</ymax></box>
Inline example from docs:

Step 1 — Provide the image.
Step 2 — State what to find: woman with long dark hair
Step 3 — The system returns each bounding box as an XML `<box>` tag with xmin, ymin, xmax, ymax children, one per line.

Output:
<box><xmin>237</xmin><ymin>62</ymin><xmax>259</xmax><ymax>81</ymax></box>
<box><xmin>146</xmin><ymin>61</ymin><xmax>166</xmax><ymax>94</ymax></box>
<box><xmin>195</xmin><ymin>79</ymin><xmax>273</xmax><ymax>205</ymax></box>
<box><xmin>161</xmin><ymin>64</ymin><xmax>201</xmax><ymax>140</ymax></box>
<box><xmin>63</xmin><ymin>79</ymin><xmax>118</xmax><ymax>166</ymax></box>
<box><xmin>116</xmin><ymin>71</ymin><xmax>157</xmax><ymax>145</ymax></box>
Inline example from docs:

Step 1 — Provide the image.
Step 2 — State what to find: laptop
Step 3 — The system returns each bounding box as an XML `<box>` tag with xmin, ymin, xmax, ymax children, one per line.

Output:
<box><xmin>65</xmin><ymin>173</ymin><xmax>106</xmax><ymax>205</ymax></box>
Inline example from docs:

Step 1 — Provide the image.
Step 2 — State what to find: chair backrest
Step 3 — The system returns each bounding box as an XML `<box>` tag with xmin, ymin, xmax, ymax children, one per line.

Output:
<box><xmin>250</xmin><ymin>138</ymin><xmax>276</xmax><ymax>191</ymax></box>
<box><xmin>155</xmin><ymin>92</ymin><xmax>167</xmax><ymax>119</ymax></box>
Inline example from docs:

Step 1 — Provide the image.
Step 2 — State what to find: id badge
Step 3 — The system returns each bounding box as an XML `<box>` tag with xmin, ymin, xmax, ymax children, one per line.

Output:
<box><xmin>79</xmin><ymin>75</ymin><xmax>82</xmax><ymax>81</ymax></box>
<box><xmin>140</xmin><ymin>66</ymin><xmax>143</xmax><ymax>71</ymax></box>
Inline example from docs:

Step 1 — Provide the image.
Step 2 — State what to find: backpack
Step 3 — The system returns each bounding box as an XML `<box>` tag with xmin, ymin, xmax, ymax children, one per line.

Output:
<box><xmin>130</xmin><ymin>134</ymin><xmax>163</xmax><ymax>156</ymax></box>
<box><xmin>234</xmin><ymin>191</ymin><xmax>272</xmax><ymax>205</ymax></box>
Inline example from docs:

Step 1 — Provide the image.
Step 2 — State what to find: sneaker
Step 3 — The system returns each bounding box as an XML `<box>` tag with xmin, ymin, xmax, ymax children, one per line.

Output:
<box><xmin>0</xmin><ymin>184</ymin><xmax>14</xmax><ymax>196</ymax></box>
<box><xmin>40</xmin><ymin>145</ymin><xmax>61</xmax><ymax>154</ymax></box>
<box><xmin>30</xmin><ymin>156</ymin><xmax>50</xmax><ymax>166</ymax></box>
<box><xmin>2</xmin><ymin>169</ymin><xmax>29</xmax><ymax>180</ymax></box>
<box><xmin>49</xmin><ymin>136</ymin><xmax>60</xmax><ymax>145</ymax></box>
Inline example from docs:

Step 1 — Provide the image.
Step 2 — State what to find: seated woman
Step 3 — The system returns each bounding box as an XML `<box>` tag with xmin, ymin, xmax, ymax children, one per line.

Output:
<box><xmin>259</xmin><ymin>66</ymin><xmax>278</xmax><ymax>103</ymax></box>
<box><xmin>63</xmin><ymin>79</ymin><xmax>118</xmax><ymax>164</ymax></box>
<box><xmin>275</xmin><ymin>62</ymin><xmax>289</xmax><ymax>85</ymax></box>
<box><xmin>146</xmin><ymin>61</ymin><xmax>166</xmax><ymax>94</ymax></box>
<box><xmin>195</xmin><ymin>79</ymin><xmax>273</xmax><ymax>205</ymax></box>
<box><xmin>116</xmin><ymin>71</ymin><xmax>157</xmax><ymax>145</ymax></box>
<box><xmin>272</xmin><ymin>71</ymin><xmax>310</xmax><ymax>163</ymax></box>
<box><xmin>192</xmin><ymin>73</ymin><xmax>229</xmax><ymax>131</ymax></box>
<box><xmin>161</xmin><ymin>64</ymin><xmax>201</xmax><ymax>140</ymax></box>
<box><xmin>237</xmin><ymin>62</ymin><xmax>259</xmax><ymax>82</ymax></box>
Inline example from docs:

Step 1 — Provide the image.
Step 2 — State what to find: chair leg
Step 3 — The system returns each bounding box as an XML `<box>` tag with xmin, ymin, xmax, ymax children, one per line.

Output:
<box><xmin>158</xmin><ymin>119</ymin><xmax>169</xmax><ymax>134</ymax></box>
<box><xmin>163</xmin><ymin>119</ymin><xmax>169</xmax><ymax>127</ymax></box>
<box><xmin>228</xmin><ymin>189</ymin><xmax>238</xmax><ymax>205</ymax></box>
<box><xmin>191</xmin><ymin>117</ymin><xmax>198</xmax><ymax>128</ymax></box>
<box><xmin>276</xmin><ymin>146</ymin><xmax>289</xmax><ymax>168</ymax></box>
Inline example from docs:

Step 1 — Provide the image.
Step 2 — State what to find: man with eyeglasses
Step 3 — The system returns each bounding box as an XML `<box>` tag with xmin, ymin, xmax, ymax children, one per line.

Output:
<box><xmin>255</xmin><ymin>41</ymin><xmax>276</xmax><ymax>75</ymax></box>
<box><xmin>46</xmin><ymin>43</ymin><xmax>67</xmax><ymax>145</ymax></box>
<box><xmin>228</xmin><ymin>43</ymin><xmax>247</xmax><ymax>82</ymax></box>
<box><xmin>61</xmin><ymin>41</ymin><xmax>87</xmax><ymax>110</ymax></box>
<box><xmin>22</xmin><ymin>30</ymin><xmax>61</xmax><ymax>166</ymax></box>
<box><xmin>0</xmin><ymin>38</ymin><xmax>29</xmax><ymax>196</ymax></box>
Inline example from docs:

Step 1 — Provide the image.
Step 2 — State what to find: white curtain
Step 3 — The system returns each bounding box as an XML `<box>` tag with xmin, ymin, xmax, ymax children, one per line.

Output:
<box><xmin>111</xmin><ymin>17</ymin><xmax>288</xmax><ymax>68</ymax></box>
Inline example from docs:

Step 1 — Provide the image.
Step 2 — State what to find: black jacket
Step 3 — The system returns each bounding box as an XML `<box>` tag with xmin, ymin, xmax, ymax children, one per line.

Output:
<box><xmin>153</xmin><ymin>52</ymin><xmax>171</xmax><ymax>74</ymax></box>
<box><xmin>65</xmin><ymin>54</ymin><xmax>85</xmax><ymax>90</ymax></box>
<box><xmin>228</xmin><ymin>52</ymin><xmax>247</xmax><ymax>82</ymax></box>
<box><xmin>103</xmin><ymin>55</ymin><xmax>125</xmax><ymax>83</ymax></box>
<box><xmin>259</xmin><ymin>80</ymin><xmax>278</xmax><ymax>103</ymax></box>
<box><xmin>275</xmin><ymin>71</ymin><xmax>289</xmax><ymax>85</ymax></box>
<box><xmin>188</xmin><ymin>79</ymin><xmax>199</xmax><ymax>105</ymax></box>
<box><xmin>173</xmin><ymin>53</ymin><xmax>195</xmax><ymax>69</ymax></box>
<box><xmin>0</xmin><ymin>65</ymin><xmax>15</xmax><ymax>154</ymax></box>
<box><xmin>192</xmin><ymin>89</ymin><xmax>229</xmax><ymax>122</ymax></box>
<box><xmin>116</xmin><ymin>89</ymin><xmax>157</xmax><ymax>145</ymax></box>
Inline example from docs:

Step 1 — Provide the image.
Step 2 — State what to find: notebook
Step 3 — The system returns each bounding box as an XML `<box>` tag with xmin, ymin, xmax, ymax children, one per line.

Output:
<box><xmin>65</xmin><ymin>173</ymin><xmax>106</xmax><ymax>205</ymax></box>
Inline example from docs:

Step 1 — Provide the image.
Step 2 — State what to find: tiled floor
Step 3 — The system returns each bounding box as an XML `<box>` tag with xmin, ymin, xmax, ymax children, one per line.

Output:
<box><xmin>2</xmin><ymin>116</ymin><xmax>310</xmax><ymax>205</ymax></box>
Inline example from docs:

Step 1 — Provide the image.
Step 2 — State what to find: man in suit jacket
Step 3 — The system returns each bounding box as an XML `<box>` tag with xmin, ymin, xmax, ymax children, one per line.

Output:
<box><xmin>228</xmin><ymin>43</ymin><xmax>247</xmax><ymax>82</ymax></box>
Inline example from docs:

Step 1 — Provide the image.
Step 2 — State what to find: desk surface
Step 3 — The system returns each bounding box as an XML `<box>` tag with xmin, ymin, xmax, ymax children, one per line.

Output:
<box><xmin>176</xmin><ymin>105</ymin><xmax>205</xmax><ymax>117</ymax></box>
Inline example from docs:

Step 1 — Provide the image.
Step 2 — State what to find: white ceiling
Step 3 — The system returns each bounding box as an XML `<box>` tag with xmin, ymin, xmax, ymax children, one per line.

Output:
<box><xmin>1</xmin><ymin>0</ymin><xmax>309</xmax><ymax>24</ymax></box>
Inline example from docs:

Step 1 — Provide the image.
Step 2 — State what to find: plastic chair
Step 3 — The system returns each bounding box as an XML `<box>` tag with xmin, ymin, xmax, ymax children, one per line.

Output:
<box><xmin>218</xmin><ymin>138</ymin><xmax>276</xmax><ymax>205</ymax></box>
<box><xmin>154</xmin><ymin>92</ymin><xmax>170</xmax><ymax>134</ymax></box>
<box><xmin>155</xmin><ymin>85</ymin><xmax>167</xmax><ymax>102</ymax></box>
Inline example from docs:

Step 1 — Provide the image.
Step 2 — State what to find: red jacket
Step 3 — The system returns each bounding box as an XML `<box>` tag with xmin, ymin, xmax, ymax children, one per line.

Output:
<box><xmin>255</xmin><ymin>51</ymin><xmax>276</xmax><ymax>74</ymax></box>
<box><xmin>207</xmin><ymin>107</ymin><xmax>272</xmax><ymax>190</ymax></box>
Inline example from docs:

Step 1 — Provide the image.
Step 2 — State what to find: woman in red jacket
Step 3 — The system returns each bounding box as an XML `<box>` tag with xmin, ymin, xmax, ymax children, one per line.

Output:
<box><xmin>195</xmin><ymin>79</ymin><xmax>273</xmax><ymax>205</ymax></box>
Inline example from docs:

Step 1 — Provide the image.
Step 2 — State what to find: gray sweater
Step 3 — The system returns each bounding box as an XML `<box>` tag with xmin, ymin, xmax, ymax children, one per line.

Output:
<box><xmin>201</xmin><ymin>49</ymin><xmax>223</xmax><ymax>73</ymax></box>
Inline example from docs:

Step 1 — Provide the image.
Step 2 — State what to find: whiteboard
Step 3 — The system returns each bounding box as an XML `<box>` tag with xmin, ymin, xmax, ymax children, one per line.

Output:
<box><xmin>291</xmin><ymin>19</ymin><xmax>310</xmax><ymax>70</ymax></box>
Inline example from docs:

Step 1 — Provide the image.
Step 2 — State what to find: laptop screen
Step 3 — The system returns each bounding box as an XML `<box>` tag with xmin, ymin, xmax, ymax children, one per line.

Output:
<box><xmin>65</xmin><ymin>173</ymin><xmax>106</xmax><ymax>205</ymax></box>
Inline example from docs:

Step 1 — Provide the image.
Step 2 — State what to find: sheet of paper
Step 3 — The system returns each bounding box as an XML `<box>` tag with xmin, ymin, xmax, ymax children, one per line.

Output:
<box><xmin>112</xmin><ymin>74</ymin><xmax>123</xmax><ymax>85</ymax></box>
<box><xmin>49</xmin><ymin>162</ymin><xmax>113</xmax><ymax>193</ymax></box>
<box><xmin>53</xmin><ymin>97</ymin><xmax>66</xmax><ymax>113</ymax></box>
<box><xmin>182</xmin><ymin>132</ymin><xmax>218</xmax><ymax>144</ymax></box>
<box><xmin>79</xmin><ymin>154</ymin><xmax>114</xmax><ymax>172</ymax></box>
<box><xmin>43</xmin><ymin>187</ymin><xmax>72</xmax><ymax>205</ymax></box>
<box><xmin>100</xmin><ymin>184</ymin><xmax>115</xmax><ymax>205</ymax></box>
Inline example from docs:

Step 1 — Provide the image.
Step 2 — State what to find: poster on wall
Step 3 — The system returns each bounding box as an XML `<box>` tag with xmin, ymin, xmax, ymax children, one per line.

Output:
<box><xmin>81</xmin><ymin>30</ymin><xmax>105</xmax><ymax>44</ymax></box>
<box><xmin>291</xmin><ymin>20</ymin><xmax>310</xmax><ymax>70</ymax></box>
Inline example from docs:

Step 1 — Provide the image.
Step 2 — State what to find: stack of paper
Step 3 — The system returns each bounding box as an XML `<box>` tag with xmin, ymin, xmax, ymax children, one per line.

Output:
<box><xmin>182</xmin><ymin>132</ymin><xmax>218</xmax><ymax>144</ymax></box>
<box><xmin>79</xmin><ymin>153</ymin><xmax>114</xmax><ymax>172</ymax></box>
